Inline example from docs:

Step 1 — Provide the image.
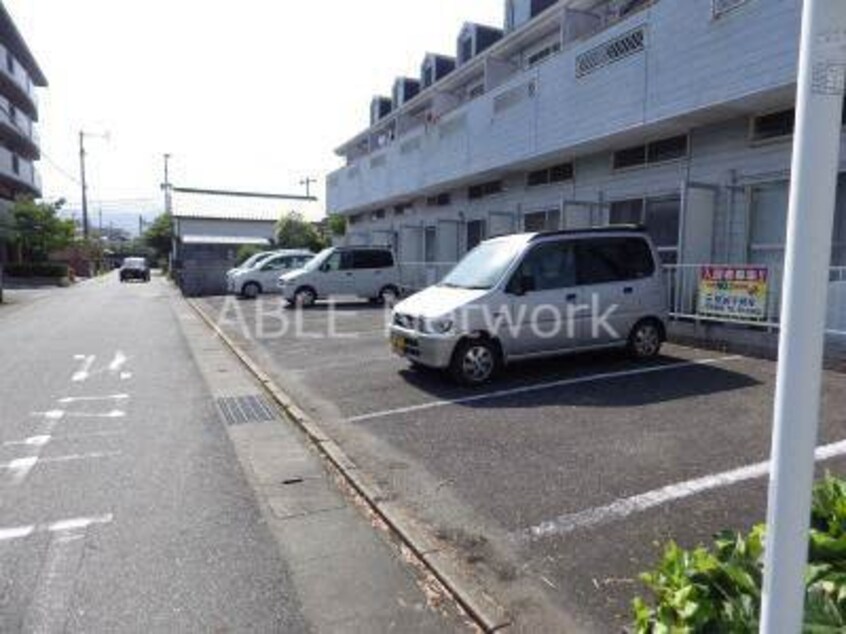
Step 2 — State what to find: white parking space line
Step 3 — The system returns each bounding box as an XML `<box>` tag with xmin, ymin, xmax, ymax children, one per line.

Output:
<box><xmin>345</xmin><ymin>355</ymin><xmax>742</xmax><ymax>423</ymax></box>
<box><xmin>0</xmin><ymin>451</ymin><xmax>121</xmax><ymax>470</ymax></box>
<box><xmin>20</xmin><ymin>530</ymin><xmax>86</xmax><ymax>634</ymax></box>
<box><xmin>2</xmin><ymin>431</ymin><xmax>124</xmax><ymax>448</ymax></box>
<box><xmin>57</xmin><ymin>394</ymin><xmax>129</xmax><ymax>404</ymax></box>
<box><xmin>522</xmin><ymin>439</ymin><xmax>846</xmax><ymax>541</ymax></box>
<box><xmin>0</xmin><ymin>514</ymin><xmax>113</xmax><ymax>543</ymax></box>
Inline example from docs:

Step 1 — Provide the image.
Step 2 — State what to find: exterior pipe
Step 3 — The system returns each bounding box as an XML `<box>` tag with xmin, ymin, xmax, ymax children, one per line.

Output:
<box><xmin>760</xmin><ymin>1</ymin><xmax>846</xmax><ymax>632</ymax></box>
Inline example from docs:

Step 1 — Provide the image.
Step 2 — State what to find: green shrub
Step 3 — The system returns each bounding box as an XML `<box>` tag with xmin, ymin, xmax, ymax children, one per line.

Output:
<box><xmin>3</xmin><ymin>262</ymin><xmax>70</xmax><ymax>279</ymax></box>
<box><xmin>634</xmin><ymin>474</ymin><xmax>846</xmax><ymax>632</ymax></box>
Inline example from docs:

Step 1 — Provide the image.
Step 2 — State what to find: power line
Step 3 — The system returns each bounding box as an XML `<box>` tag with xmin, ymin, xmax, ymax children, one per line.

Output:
<box><xmin>40</xmin><ymin>150</ymin><xmax>82</xmax><ymax>186</ymax></box>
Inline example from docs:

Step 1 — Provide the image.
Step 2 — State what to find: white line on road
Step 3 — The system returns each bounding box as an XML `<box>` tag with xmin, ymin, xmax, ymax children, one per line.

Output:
<box><xmin>345</xmin><ymin>355</ymin><xmax>742</xmax><ymax>423</ymax></box>
<box><xmin>3</xmin><ymin>431</ymin><xmax>125</xmax><ymax>448</ymax></box>
<box><xmin>32</xmin><ymin>410</ymin><xmax>125</xmax><ymax>421</ymax></box>
<box><xmin>0</xmin><ymin>451</ymin><xmax>121</xmax><ymax>470</ymax></box>
<box><xmin>3</xmin><ymin>435</ymin><xmax>52</xmax><ymax>448</ymax></box>
<box><xmin>0</xmin><ymin>514</ymin><xmax>113</xmax><ymax>543</ymax></box>
<box><xmin>522</xmin><ymin>439</ymin><xmax>846</xmax><ymax>541</ymax></box>
<box><xmin>71</xmin><ymin>355</ymin><xmax>95</xmax><ymax>382</ymax></box>
<box><xmin>21</xmin><ymin>530</ymin><xmax>86</xmax><ymax>634</ymax></box>
<box><xmin>57</xmin><ymin>394</ymin><xmax>129</xmax><ymax>404</ymax></box>
<box><xmin>108</xmin><ymin>350</ymin><xmax>128</xmax><ymax>372</ymax></box>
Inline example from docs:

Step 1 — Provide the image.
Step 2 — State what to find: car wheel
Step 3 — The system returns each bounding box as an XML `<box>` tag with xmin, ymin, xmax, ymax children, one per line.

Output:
<box><xmin>378</xmin><ymin>285</ymin><xmax>400</xmax><ymax>308</ymax></box>
<box><xmin>449</xmin><ymin>337</ymin><xmax>500</xmax><ymax>386</ymax></box>
<box><xmin>628</xmin><ymin>319</ymin><xmax>663</xmax><ymax>359</ymax></box>
<box><xmin>242</xmin><ymin>282</ymin><xmax>261</xmax><ymax>300</ymax></box>
<box><xmin>294</xmin><ymin>287</ymin><xmax>317</xmax><ymax>308</ymax></box>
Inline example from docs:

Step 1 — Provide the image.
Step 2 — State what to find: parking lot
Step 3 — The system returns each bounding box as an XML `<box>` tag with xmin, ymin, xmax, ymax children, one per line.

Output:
<box><xmin>197</xmin><ymin>295</ymin><xmax>846</xmax><ymax>632</ymax></box>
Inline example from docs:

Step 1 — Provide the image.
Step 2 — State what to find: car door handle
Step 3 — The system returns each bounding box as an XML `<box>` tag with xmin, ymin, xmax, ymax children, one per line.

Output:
<box><xmin>623</xmin><ymin>287</ymin><xmax>634</xmax><ymax>295</ymax></box>
<box><xmin>565</xmin><ymin>293</ymin><xmax>578</xmax><ymax>302</ymax></box>
<box><xmin>345</xmin><ymin>272</ymin><xmax>354</xmax><ymax>276</ymax></box>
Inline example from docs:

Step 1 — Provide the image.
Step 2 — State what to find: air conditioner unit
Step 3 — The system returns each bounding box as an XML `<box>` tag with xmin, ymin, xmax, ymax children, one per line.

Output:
<box><xmin>457</xmin><ymin>23</ymin><xmax>504</xmax><ymax>66</ymax></box>
<box><xmin>370</xmin><ymin>96</ymin><xmax>393</xmax><ymax>126</ymax></box>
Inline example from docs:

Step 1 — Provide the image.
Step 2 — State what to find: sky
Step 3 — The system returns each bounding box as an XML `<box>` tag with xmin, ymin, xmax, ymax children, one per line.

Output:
<box><xmin>5</xmin><ymin>0</ymin><xmax>504</xmax><ymax>233</ymax></box>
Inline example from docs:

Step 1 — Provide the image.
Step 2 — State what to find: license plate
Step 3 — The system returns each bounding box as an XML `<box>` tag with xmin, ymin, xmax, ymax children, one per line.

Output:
<box><xmin>391</xmin><ymin>334</ymin><xmax>406</xmax><ymax>355</ymax></box>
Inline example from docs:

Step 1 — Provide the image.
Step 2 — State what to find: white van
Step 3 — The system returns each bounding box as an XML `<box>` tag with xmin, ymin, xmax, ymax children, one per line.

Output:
<box><xmin>389</xmin><ymin>228</ymin><xmax>668</xmax><ymax>385</ymax></box>
<box><xmin>278</xmin><ymin>246</ymin><xmax>400</xmax><ymax>307</ymax></box>
<box><xmin>228</xmin><ymin>250</ymin><xmax>314</xmax><ymax>298</ymax></box>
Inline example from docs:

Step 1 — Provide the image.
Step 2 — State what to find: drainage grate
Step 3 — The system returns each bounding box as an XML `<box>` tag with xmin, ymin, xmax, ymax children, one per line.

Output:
<box><xmin>216</xmin><ymin>394</ymin><xmax>278</xmax><ymax>426</ymax></box>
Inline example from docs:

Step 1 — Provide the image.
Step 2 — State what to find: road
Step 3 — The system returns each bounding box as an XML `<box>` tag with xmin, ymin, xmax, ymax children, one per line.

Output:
<box><xmin>0</xmin><ymin>277</ymin><xmax>308</xmax><ymax>632</ymax></box>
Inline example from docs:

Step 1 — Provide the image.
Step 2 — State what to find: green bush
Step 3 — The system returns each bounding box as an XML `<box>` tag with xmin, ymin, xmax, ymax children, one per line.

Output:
<box><xmin>634</xmin><ymin>474</ymin><xmax>846</xmax><ymax>632</ymax></box>
<box><xmin>3</xmin><ymin>262</ymin><xmax>70</xmax><ymax>279</ymax></box>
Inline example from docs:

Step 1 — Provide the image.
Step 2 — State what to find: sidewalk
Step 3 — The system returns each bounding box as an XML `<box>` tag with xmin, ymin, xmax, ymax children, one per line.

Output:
<box><xmin>173</xmin><ymin>292</ymin><xmax>474</xmax><ymax>633</ymax></box>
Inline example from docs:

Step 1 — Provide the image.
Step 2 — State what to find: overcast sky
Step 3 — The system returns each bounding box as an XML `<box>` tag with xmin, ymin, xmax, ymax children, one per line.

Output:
<box><xmin>5</xmin><ymin>0</ymin><xmax>503</xmax><ymax>228</ymax></box>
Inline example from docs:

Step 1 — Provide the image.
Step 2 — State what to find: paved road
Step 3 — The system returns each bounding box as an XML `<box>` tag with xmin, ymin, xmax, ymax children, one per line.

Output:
<box><xmin>0</xmin><ymin>277</ymin><xmax>307</xmax><ymax>632</ymax></box>
<box><xmin>197</xmin><ymin>295</ymin><xmax>846</xmax><ymax>631</ymax></box>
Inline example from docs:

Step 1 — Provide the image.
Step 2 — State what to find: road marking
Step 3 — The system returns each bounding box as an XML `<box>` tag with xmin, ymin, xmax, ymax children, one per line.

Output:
<box><xmin>21</xmin><ymin>530</ymin><xmax>86</xmax><ymax>634</ymax></box>
<box><xmin>345</xmin><ymin>355</ymin><xmax>743</xmax><ymax>423</ymax></box>
<box><xmin>6</xmin><ymin>457</ymin><xmax>38</xmax><ymax>485</ymax></box>
<box><xmin>71</xmin><ymin>355</ymin><xmax>95</xmax><ymax>382</ymax></box>
<box><xmin>120</xmin><ymin>372</ymin><xmax>132</xmax><ymax>380</ymax></box>
<box><xmin>3</xmin><ymin>435</ymin><xmax>52</xmax><ymax>448</ymax></box>
<box><xmin>0</xmin><ymin>514</ymin><xmax>113</xmax><ymax>543</ymax></box>
<box><xmin>31</xmin><ymin>409</ymin><xmax>125</xmax><ymax>421</ymax></box>
<box><xmin>108</xmin><ymin>351</ymin><xmax>128</xmax><ymax>372</ymax></box>
<box><xmin>0</xmin><ymin>451</ymin><xmax>121</xmax><ymax>471</ymax></box>
<box><xmin>522</xmin><ymin>439</ymin><xmax>846</xmax><ymax>541</ymax></box>
<box><xmin>57</xmin><ymin>394</ymin><xmax>129</xmax><ymax>404</ymax></box>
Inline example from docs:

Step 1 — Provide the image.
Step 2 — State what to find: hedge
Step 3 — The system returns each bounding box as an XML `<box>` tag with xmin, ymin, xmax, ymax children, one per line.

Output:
<box><xmin>634</xmin><ymin>473</ymin><xmax>846</xmax><ymax>632</ymax></box>
<box><xmin>2</xmin><ymin>262</ymin><xmax>71</xmax><ymax>279</ymax></box>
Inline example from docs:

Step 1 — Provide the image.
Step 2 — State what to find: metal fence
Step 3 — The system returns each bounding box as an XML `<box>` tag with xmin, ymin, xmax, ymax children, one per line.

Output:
<box><xmin>663</xmin><ymin>264</ymin><xmax>846</xmax><ymax>336</ymax></box>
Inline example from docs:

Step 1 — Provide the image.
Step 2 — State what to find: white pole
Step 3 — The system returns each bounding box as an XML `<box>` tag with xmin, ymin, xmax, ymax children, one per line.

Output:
<box><xmin>761</xmin><ymin>1</ymin><xmax>846</xmax><ymax>632</ymax></box>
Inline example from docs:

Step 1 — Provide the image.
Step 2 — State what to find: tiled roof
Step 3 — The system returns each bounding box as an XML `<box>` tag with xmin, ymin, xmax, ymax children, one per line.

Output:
<box><xmin>171</xmin><ymin>191</ymin><xmax>289</xmax><ymax>223</ymax></box>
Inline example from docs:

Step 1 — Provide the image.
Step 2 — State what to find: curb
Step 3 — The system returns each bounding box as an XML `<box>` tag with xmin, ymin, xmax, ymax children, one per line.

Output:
<box><xmin>186</xmin><ymin>298</ymin><xmax>511</xmax><ymax>633</ymax></box>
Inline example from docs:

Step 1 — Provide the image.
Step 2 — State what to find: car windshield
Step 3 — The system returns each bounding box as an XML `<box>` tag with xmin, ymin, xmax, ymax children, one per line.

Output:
<box><xmin>302</xmin><ymin>248</ymin><xmax>334</xmax><ymax>272</ymax></box>
<box><xmin>439</xmin><ymin>240</ymin><xmax>524</xmax><ymax>290</ymax></box>
<box><xmin>124</xmin><ymin>258</ymin><xmax>145</xmax><ymax>268</ymax></box>
<box><xmin>240</xmin><ymin>252</ymin><xmax>273</xmax><ymax>269</ymax></box>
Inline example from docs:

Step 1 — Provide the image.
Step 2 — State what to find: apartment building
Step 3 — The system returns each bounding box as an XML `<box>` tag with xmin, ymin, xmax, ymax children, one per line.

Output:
<box><xmin>0</xmin><ymin>4</ymin><xmax>46</xmax><ymax>264</ymax></box>
<box><xmin>327</xmin><ymin>0</ymin><xmax>846</xmax><ymax>313</ymax></box>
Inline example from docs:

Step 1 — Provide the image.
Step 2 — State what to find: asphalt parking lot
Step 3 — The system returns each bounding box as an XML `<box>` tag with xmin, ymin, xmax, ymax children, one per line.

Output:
<box><xmin>197</xmin><ymin>295</ymin><xmax>846</xmax><ymax>632</ymax></box>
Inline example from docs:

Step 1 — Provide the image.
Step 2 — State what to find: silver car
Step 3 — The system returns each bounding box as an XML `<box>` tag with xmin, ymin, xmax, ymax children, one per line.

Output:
<box><xmin>389</xmin><ymin>227</ymin><xmax>668</xmax><ymax>385</ymax></box>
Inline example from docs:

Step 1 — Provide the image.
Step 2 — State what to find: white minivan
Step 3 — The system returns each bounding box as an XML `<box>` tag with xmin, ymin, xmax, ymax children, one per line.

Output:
<box><xmin>279</xmin><ymin>246</ymin><xmax>400</xmax><ymax>307</ymax></box>
<box><xmin>389</xmin><ymin>228</ymin><xmax>668</xmax><ymax>385</ymax></box>
<box><xmin>228</xmin><ymin>250</ymin><xmax>314</xmax><ymax>298</ymax></box>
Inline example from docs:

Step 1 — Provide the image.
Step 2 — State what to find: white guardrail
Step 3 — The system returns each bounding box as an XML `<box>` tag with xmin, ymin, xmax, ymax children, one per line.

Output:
<box><xmin>662</xmin><ymin>264</ymin><xmax>846</xmax><ymax>336</ymax></box>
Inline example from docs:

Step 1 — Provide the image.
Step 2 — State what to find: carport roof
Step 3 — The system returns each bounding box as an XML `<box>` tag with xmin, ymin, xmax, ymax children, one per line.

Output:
<box><xmin>181</xmin><ymin>235</ymin><xmax>271</xmax><ymax>246</ymax></box>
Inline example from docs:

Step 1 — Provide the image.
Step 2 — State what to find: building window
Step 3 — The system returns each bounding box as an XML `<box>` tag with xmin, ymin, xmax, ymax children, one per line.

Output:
<box><xmin>613</xmin><ymin>135</ymin><xmax>688</xmax><ymax>170</ymax></box>
<box><xmin>6</xmin><ymin>51</ymin><xmax>13</xmax><ymax>74</ymax></box>
<box><xmin>11</xmin><ymin>153</ymin><xmax>19</xmax><ymax>175</ymax></box>
<box><xmin>751</xmin><ymin>109</ymin><xmax>795</xmax><ymax>142</ymax></box>
<box><xmin>523</xmin><ymin>209</ymin><xmax>561</xmax><ymax>232</ymax></box>
<box><xmin>468</xmin><ymin>180</ymin><xmax>503</xmax><ymax>200</ymax></box>
<box><xmin>394</xmin><ymin>203</ymin><xmax>411</xmax><ymax>216</ymax></box>
<box><xmin>468</xmin><ymin>82</ymin><xmax>485</xmax><ymax>100</ymax></box>
<box><xmin>527</xmin><ymin>162</ymin><xmax>573</xmax><ymax>187</ymax></box>
<box><xmin>613</xmin><ymin>145</ymin><xmax>647</xmax><ymax>170</ymax></box>
<box><xmin>466</xmin><ymin>219</ymin><xmax>486</xmax><ymax>251</ymax></box>
<box><xmin>526</xmin><ymin>41</ymin><xmax>561</xmax><ymax>68</ymax></box>
<box><xmin>609</xmin><ymin>196</ymin><xmax>680</xmax><ymax>263</ymax></box>
<box><xmin>349</xmin><ymin>213</ymin><xmax>362</xmax><ymax>226</ymax></box>
<box><xmin>370</xmin><ymin>209</ymin><xmax>386</xmax><ymax>221</ymax></box>
<box><xmin>460</xmin><ymin>37</ymin><xmax>473</xmax><ymax>64</ymax></box>
<box><xmin>531</xmin><ymin>0</ymin><xmax>559</xmax><ymax>18</ymax></box>
<box><xmin>424</xmin><ymin>226</ymin><xmax>437</xmax><ymax>263</ymax></box>
<box><xmin>426</xmin><ymin>193</ymin><xmax>451</xmax><ymax>207</ymax></box>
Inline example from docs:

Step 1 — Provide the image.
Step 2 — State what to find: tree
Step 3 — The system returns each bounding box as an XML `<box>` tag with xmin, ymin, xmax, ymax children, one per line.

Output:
<box><xmin>143</xmin><ymin>214</ymin><xmax>173</xmax><ymax>260</ymax></box>
<box><xmin>276</xmin><ymin>211</ymin><xmax>327</xmax><ymax>252</ymax></box>
<box><xmin>9</xmin><ymin>197</ymin><xmax>74</xmax><ymax>262</ymax></box>
<box><xmin>328</xmin><ymin>214</ymin><xmax>347</xmax><ymax>237</ymax></box>
<box><xmin>236</xmin><ymin>244</ymin><xmax>264</xmax><ymax>265</ymax></box>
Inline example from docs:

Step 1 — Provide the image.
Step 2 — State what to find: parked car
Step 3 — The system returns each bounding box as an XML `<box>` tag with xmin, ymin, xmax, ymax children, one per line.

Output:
<box><xmin>278</xmin><ymin>246</ymin><xmax>400</xmax><ymax>307</ymax></box>
<box><xmin>389</xmin><ymin>227</ymin><xmax>668</xmax><ymax>385</ymax></box>
<box><xmin>228</xmin><ymin>250</ymin><xmax>314</xmax><ymax>298</ymax></box>
<box><xmin>225</xmin><ymin>250</ymin><xmax>282</xmax><ymax>283</ymax></box>
<box><xmin>119</xmin><ymin>257</ymin><xmax>151</xmax><ymax>283</ymax></box>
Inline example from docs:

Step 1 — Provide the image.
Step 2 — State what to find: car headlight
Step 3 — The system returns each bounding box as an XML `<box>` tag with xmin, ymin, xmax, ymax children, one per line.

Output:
<box><xmin>419</xmin><ymin>317</ymin><xmax>453</xmax><ymax>335</ymax></box>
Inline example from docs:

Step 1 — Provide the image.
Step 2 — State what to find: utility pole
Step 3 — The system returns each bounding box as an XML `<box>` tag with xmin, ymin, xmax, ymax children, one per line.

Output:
<box><xmin>299</xmin><ymin>177</ymin><xmax>316</xmax><ymax>198</ymax></box>
<box><xmin>79</xmin><ymin>131</ymin><xmax>89</xmax><ymax>239</ymax></box>
<box><xmin>98</xmin><ymin>208</ymin><xmax>102</xmax><ymax>235</ymax></box>
<box><xmin>162</xmin><ymin>153</ymin><xmax>172</xmax><ymax>215</ymax></box>
<box><xmin>760</xmin><ymin>1</ymin><xmax>846</xmax><ymax>631</ymax></box>
<box><xmin>138</xmin><ymin>215</ymin><xmax>144</xmax><ymax>237</ymax></box>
